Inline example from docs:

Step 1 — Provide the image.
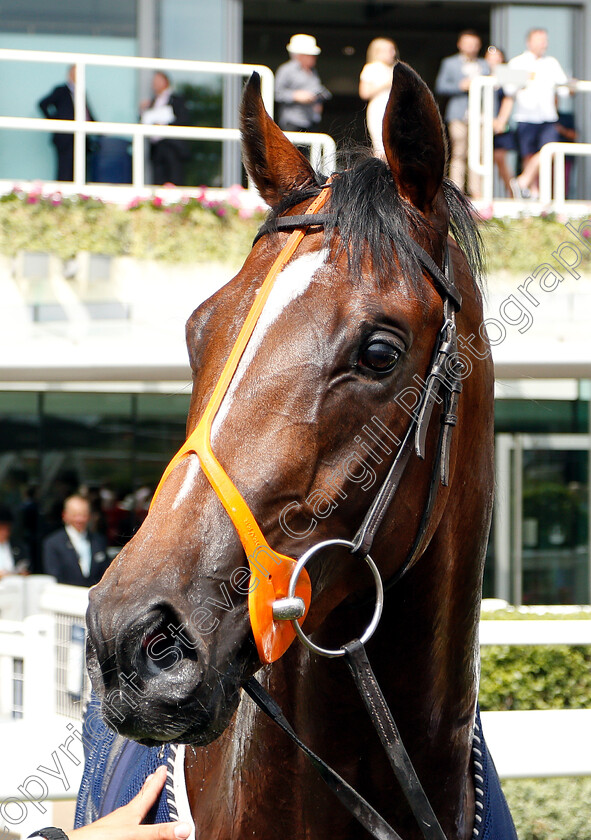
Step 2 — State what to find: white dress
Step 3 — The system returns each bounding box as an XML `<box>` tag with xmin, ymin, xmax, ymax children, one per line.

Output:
<box><xmin>360</xmin><ymin>60</ymin><xmax>394</xmax><ymax>156</ymax></box>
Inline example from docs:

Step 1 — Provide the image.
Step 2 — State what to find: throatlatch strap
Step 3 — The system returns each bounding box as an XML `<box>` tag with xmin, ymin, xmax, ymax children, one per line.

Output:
<box><xmin>150</xmin><ymin>186</ymin><xmax>332</xmax><ymax>664</ymax></box>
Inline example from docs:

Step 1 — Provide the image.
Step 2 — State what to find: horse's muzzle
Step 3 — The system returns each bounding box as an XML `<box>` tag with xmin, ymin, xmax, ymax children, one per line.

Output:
<box><xmin>85</xmin><ymin>595</ymin><xmax>243</xmax><ymax>746</ymax></box>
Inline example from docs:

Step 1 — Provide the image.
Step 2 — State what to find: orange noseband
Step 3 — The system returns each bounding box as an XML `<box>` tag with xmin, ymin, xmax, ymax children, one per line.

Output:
<box><xmin>150</xmin><ymin>186</ymin><xmax>332</xmax><ymax>663</ymax></box>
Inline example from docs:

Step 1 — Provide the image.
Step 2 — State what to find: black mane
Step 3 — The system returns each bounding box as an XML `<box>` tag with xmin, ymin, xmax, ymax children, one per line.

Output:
<box><xmin>267</xmin><ymin>156</ymin><xmax>484</xmax><ymax>289</ymax></box>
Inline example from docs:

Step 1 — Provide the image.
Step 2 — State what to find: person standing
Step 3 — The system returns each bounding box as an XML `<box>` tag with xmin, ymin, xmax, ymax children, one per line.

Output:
<box><xmin>274</xmin><ymin>34</ymin><xmax>331</xmax><ymax>133</ymax></box>
<box><xmin>485</xmin><ymin>45</ymin><xmax>517</xmax><ymax>196</ymax></box>
<box><xmin>140</xmin><ymin>71</ymin><xmax>190</xmax><ymax>186</ymax></box>
<box><xmin>493</xmin><ymin>28</ymin><xmax>571</xmax><ymax>199</ymax></box>
<box><xmin>42</xmin><ymin>495</ymin><xmax>109</xmax><ymax>587</ymax></box>
<box><xmin>359</xmin><ymin>37</ymin><xmax>399</xmax><ymax>158</ymax></box>
<box><xmin>38</xmin><ymin>65</ymin><xmax>96</xmax><ymax>182</ymax></box>
<box><xmin>435</xmin><ymin>30</ymin><xmax>489</xmax><ymax>197</ymax></box>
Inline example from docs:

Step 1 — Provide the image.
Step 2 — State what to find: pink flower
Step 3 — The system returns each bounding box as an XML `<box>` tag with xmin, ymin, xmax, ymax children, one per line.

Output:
<box><xmin>152</xmin><ymin>196</ymin><xmax>163</xmax><ymax>208</ymax></box>
<box><xmin>479</xmin><ymin>204</ymin><xmax>494</xmax><ymax>221</ymax></box>
<box><xmin>227</xmin><ymin>183</ymin><xmax>244</xmax><ymax>208</ymax></box>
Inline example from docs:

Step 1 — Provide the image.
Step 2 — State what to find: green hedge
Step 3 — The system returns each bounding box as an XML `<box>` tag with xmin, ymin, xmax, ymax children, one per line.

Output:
<box><xmin>479</xmin><ymin>609</ymin><xmax>591</xmax><ymax>711</ymax></box>
<box><xmin>480</xmin><ymin>644</ymin><xmax>591</xmax><ymax>710</ymax></box>
<box><xmin>502</xmin><ymin>778</ymin><xmax>591</xmax><ymax>840</ymax></box>
<box><xmin>0</xmin><ymin>189</ymin><xmax>264</xmax><ymax>264</ymax></box>
<box><xmin>479</xmin><ymin>610</ymin><xmax>591</xmax><ymax>840</ymax></box>
<box><xmin>1</xmin><ymin>189</ymin><xmax>590</xmax><ymax>275</ymax></box>
<box><xmin>481</xmin><ymin>214</ymin><xmax>591</xmax><ymax>275</ymax></box>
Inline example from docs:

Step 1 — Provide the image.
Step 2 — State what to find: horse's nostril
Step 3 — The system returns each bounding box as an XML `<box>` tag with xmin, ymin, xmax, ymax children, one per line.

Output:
<box><xmin>139</xmin><ymin>611</ymin><xmax>199</xmax><ymax>677</ymax></box>
<box><xmin>142</xmin><ymin>629</ymin><xmax>181</xmax><ymax>674</ymax></box>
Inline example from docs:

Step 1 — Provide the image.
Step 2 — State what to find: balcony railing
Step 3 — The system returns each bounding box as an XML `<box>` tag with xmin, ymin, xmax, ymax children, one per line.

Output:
<box><xmin>468</xmin><ymin>74</ymin><xmax>591</xmax><ymax>214</ymax></box>
<box><xmin>0</xmin><ymin>48</ymin><xmax>337</xmax><ymax>195</ymax></box>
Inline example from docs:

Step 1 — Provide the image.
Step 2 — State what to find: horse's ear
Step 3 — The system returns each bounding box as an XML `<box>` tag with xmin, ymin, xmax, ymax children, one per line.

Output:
<box><xmin>382</xmin><ymin>62</ymin><xmax>446</xmax><ymax>212</ymax></box>
<box><xmin>240</xmin><ymin>72</ymin><xmax>319</xmax><ymax>207</ymax></box>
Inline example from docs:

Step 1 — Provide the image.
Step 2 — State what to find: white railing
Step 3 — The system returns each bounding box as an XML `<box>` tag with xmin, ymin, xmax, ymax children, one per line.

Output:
<box><xmin>480</xmin><ymin>618</ymin><xmax>591</xmax><ymax>645</ymax></box>
<box><xmin>479</xmin><ymin>617</ymin><xmax>591</xmax><ymax>778</ymax></box>
<box><xmin>468</xmin><ymin>75</ymin><xmax>591</xmax><ymax>212</ymax></box>
<box><xmin>0</xmin><ymin>49</ymin><xmax>337</xmax><ymax>193</ymax></box>
<box><xmin>0</xmin><ymin>578</ymin><xmax>88</xmax><ymax>721</ymax></box>
<box><xmin>468</xmin><ymin>75</ymin><xmax>497</xmax><ymax>206</ymax></box>
<box><xmin>538</xmin><ymin>141</ymin><xmax>591</xmax><ymax>208</ymax></box>
<box><xmin>0</xmin><ymin>613</ymin><xmax>54</xmax><ymax>720</ymax></box>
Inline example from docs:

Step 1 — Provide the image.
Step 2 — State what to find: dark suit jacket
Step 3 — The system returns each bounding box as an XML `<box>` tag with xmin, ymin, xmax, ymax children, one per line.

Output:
<box><xmin>42</xmin><ymin>527</ymin><xmax>109</xmax><ymax>587</ymax></box>
<box><xmin>434</xmin><ymin>54</ymin><xmax>489</xmax><ymax>123</ymax></box>
<box><xmin>146</xmin><ymin>91</ymin><xmax>191</xmax><ymax>160</ymax></box>
<box><xmin>38</xmin><ymin>84</ymin><xmax>96</xmax><ymax>149</ymax></box>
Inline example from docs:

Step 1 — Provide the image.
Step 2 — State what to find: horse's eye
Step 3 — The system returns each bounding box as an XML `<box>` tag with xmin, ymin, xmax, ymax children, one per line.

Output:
<box><xmin>358</xmin><ymin>336</ymin><xmax>402</xmax><ymax>374</ymax></box>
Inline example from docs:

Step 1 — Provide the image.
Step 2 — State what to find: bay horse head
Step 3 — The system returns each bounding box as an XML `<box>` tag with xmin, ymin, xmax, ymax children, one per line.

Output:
<box><xmin>86</xmin><ymin>63</ymin><xmax>494</xmax><ymax>839</ymax></box>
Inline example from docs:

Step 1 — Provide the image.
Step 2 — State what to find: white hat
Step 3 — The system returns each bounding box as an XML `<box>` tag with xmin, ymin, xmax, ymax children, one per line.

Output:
<box><xmin>286</xmin><ymin>34</ymin><xmax>321</xmax><ymax>56</ymax></box>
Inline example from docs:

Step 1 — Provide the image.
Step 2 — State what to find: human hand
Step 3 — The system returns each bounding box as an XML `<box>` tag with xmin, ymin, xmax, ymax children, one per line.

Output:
<box><xmin>68</xmin><ymin>766</ymin><xmax>191</xmax><ymax>840</ymax></box>
<box><xmin>492</xmin><ymin>117</ymin><xmax>505</xmax><ymax>135</ymax></box>
<box><xmin>459</xmin><ymin>77</ymin><xmax>471</xmax><ymax>92</ymax></box>
<box><xmin>293</xmin><ymin>90</ymin><xmax>316</xmax><ymax>104</ymax></box>
<box><xmin>558</xmin><ymin>126</ymin><xmax>577</xmax><ymax>141</ymax></box>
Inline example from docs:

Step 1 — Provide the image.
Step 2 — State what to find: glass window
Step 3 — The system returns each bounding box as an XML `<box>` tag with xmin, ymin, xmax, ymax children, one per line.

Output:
<box><xmin>0</xmin><ymin>389</ymin><xmax>190</xmax><ymax>569</ymax></box>
<box><xmin>41</xmin><ymin>392</ymin><xmax>135</xmax><ymax>551</ymax></box>
<box><xmin>0</xmin><ymin>391</ymin><xmax>42</xmax><ymax>571</ymax></box>
<box><xmin>495</xmin><ymin>399</ymin><xmax>588</xmax><ymax>434</ymax></box>
<box><xmin>136</xmin><ymin>392</ymin><xmax>190</xmax><ymax>489</ymax></box>
<box><xmin>0</xmin><ymin>0</ymin><xmax>136</xmax><ymax>37</ymax></box>
<box><xmin>506</xmin><ymin>4</ymin><xmax>574</xmax><ymax>77</ymax></box>
<box><xmin>160</xmin><ymin>0</ymin><xmax>223</xmax><ymax>62</ymax></box>
<box><xmin>522</xmin><ymin>448</ymin><xmax>589</xmax><ymax>605</ymax></box>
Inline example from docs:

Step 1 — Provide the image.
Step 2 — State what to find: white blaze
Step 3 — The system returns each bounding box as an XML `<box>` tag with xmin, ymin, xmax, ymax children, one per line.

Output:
<box><xmin>211</xmin><ymin>247</ymin><xmax>328</xmax><ymax>441</ymax></box>
<box><xmin>172</xmin><ymin>453</ymin><xmax>201</xmax><ymax>510</ymax></box>
<box><xmin>171</xmin><ymin>247</ymin><xmax>328</xmax><ymax>510</ymax></box>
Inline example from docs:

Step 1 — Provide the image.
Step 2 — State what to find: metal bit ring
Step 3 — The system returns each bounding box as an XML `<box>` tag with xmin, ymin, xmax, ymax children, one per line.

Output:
<box><xmin>287</xmin><ymin>538</ymin><xmax>384</xmax><ymax>658</ymax></box>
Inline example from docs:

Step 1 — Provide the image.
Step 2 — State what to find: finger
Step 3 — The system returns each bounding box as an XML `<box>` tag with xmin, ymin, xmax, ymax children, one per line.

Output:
<box><xmin>138</xmin><ymin>821</ymin><xmax>192</xmax><ymax>839</ymax></box>
<box><xmin>168</xmin><ymin>822</ymin><xmax>192</xmax><ymax>839</ymax></box>
<box><xmin>127</xmin><ymin>765</ymin><xmax>168</xmax><ymax>821</ymax></box>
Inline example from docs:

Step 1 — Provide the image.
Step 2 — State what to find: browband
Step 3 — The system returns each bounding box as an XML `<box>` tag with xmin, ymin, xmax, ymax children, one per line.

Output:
<box><xmin>253</xmin><ymin>210</ymin><xmax>462</xmax><ymax>310</ymax></box>
<box><xmin>252</xmin><ymin>214</ymin><xmax>334</xmax><ymax>246</ymax></box>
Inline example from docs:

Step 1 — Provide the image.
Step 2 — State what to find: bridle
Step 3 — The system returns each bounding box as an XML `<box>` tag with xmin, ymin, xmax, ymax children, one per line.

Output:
<box><xmin>151</xmin><ymin>181</ymin><xmax>466</xmax><ymax>840</ymax></box>
<box><xmin>258</xmin><ymin>182</ymin><xmax>464</xmax><ymax>627</ymax></box>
